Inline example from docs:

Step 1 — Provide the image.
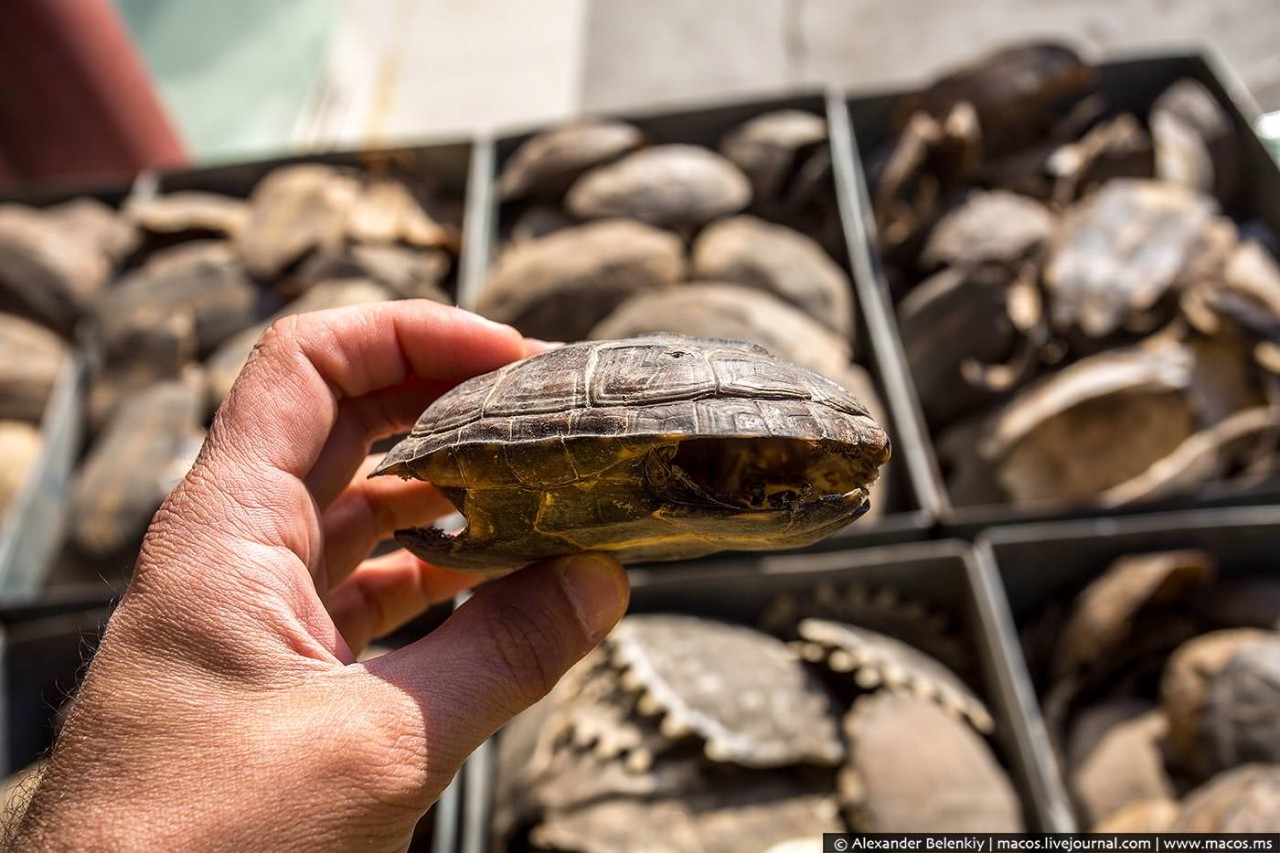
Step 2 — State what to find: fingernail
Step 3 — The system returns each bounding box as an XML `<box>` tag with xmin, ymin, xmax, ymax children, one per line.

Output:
<box><xmin>557</xmin><ymin>553</ymin><xmax>628</xmax><ymax>642</ymax></box>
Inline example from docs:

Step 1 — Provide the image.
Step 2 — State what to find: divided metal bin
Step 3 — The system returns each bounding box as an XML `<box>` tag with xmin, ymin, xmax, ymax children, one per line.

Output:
<box><xmin>464</xmin><ymin>94</ymin><xmax>935</xmax><ymax>547</ymax></box>
<box><xmin>462</xmin><ymin>540</ymin><xmax>1076</xmax><ymax>851</ymax></box>
<box><xmin>974</xmin><ymin>504</ymin><xmax>1280</xmax><ymax>831</ymax></box>
<box><xmin>840</xmin><ymin>51</ymin><xmax>1280</xmax><ymax>536</ymax></box>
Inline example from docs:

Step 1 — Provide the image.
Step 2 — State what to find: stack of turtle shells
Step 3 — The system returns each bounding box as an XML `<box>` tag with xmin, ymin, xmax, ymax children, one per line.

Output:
<box><xmin>43</xmin><ymin>163</ymin><xmax>460</xmax><ymax>577</ymax></box>
<box><xmin>495</xmin><ymin>585</ymin><xmax>1024</xmax><ymax>850</ymax></box>
<box><xmin>1026</xmin><ymin>550</ymin><xmax>1280</xmax><ymax>831</ymax></box>
<box><xmin>872</xmin><ymin>41</ymin><xmax>1280</xmax><ymax>510</ymax></box>
<box><xmin>482</xmin><ymin>112</ymin><xmax>893</xmax><ymax>518</ymax></box>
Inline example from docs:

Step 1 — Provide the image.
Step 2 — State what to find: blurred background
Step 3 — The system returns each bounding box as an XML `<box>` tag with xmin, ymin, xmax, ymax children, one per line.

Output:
<box><xmin>119</xmin><ymin>0</ymin><xmax>1280</xmax><ymax>161</ymax></box>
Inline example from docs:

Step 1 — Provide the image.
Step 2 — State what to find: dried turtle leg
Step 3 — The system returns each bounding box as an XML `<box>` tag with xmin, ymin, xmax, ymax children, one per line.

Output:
<box><xmin>605</xmin><ymin>615</ymin><xmax>845</xmax><ymax>767</ymax></box>
<box><xmin>1046</xmin><ymin>113</ymin><xmax>1154</xmax><ymax>205</ymax></box>
<box><xmin>795</xmin><ymin>618</ymin><xmax>994</xmax><ymax>733</ymax></box>
<box><xmin>840</xmin><ymin>693</ymin><xmax>1023</xmax><ymax>831</ymax></box>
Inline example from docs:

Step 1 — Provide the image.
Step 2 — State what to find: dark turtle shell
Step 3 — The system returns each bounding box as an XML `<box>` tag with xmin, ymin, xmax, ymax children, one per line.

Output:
<box><xmin>375</xmin><ymin>334</ymin><xmax>889</xmax><ymax>572</ymax></box>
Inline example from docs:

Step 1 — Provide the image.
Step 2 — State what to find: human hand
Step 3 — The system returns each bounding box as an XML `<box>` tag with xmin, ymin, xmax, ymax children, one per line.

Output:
<box><xmin>13</xmin><ymin>302</ymin><xmax>630</xmax><ymax>851</ymax></box>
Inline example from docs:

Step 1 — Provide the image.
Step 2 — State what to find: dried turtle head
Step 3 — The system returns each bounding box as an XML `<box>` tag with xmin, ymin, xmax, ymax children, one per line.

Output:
<box><xmin>1171</xmin><ymin>764</ymin><xmax>1280</xmax><ymax>832</ymax></box>
<box><xmin>719</xmin><ymin>109</ymin><xmax>828</xmax><ymax>203</ymax></box>
<box><xmin>476</xmin><ymin>219</ymin><xmax>685</xmax><ymax>341</ymax></box>
<box><xmin>1044</xmin><ymin>179</ymin><xmax>1216</xmax><ymax>339</ymax></box>
<box><xmin>794</xmin><ymin>618</ymin><xmax>993</xmax><ymax>733</ymax></box>
<box><xmin>499</xmin><ymin>120</ymin><xmax>645</xmax><ymax>200</ymax></box>
<box><xmin>566</xmin><ymin>145</ymin><xmax>752</xmax><ymax>230</ymax></box>
<box><xmin>1160</xmin><ymin>628</ymin><xmax>1273</xmax><ymax>780</ymax></box>
<box><xmin>373</xmin><ymin>335</ymin><xmax>890</xmax><ymax>573</ymax></box>
<box><xmin>840</xmin><ymin>693</ymin><xmax>1023</xmax><ymax>831</ymax></box>
<box><xmin>691</xmin><ymin>215</ymin><xmax>854</xmax><ymax>336</ymax></box>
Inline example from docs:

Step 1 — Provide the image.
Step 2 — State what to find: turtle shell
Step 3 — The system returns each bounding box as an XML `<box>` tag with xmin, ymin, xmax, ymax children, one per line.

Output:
<box><xmin>375</xmin><ymin>334</ymin><xmax>889</xmax><ymax>571</ymax></box>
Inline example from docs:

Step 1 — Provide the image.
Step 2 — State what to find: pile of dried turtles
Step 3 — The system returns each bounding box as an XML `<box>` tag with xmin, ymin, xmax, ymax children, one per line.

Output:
<box><xmin>1025</xmin><ymin>550</ymin><xmax>1280</xmax><ymax>831</ymax></box>
<box><xmin>494</xmin><ymin>584</ymin><xmax>1025</xmax><ymax>850</ymax></box>
<box><xmin>481</xmin><ymin>111</ymin><xmax>895</xmax><ymax>520</ymax></box>
<box><xmin>0</xmin><ymin>161</ymin><xmax>463</xmax><ymax>583</ymax></box>
<box><xmin>871</xmin><ymin>42</ymin><xmax>1280</xmax><ymax>509</ymax></box>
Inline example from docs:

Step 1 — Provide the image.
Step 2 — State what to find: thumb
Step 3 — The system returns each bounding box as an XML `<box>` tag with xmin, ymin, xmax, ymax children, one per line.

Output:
<box><xmin>370</xmin><ymin>552</ymin><xmax>629</xmax><ymax>779</ymax></box>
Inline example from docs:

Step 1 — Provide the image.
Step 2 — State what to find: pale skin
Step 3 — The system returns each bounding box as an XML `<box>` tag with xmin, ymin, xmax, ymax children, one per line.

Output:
<box><xmin>8</xmin><ymin>301</ymin><xmax>630</xmax><ymax>851</ymax></box>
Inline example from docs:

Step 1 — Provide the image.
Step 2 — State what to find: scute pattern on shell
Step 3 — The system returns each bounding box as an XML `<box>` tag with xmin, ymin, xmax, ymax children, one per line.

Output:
<box><xmin>607</xmin><ymin>615</ymin><xmax>846</xmax><ymax>767</ymax></box>
<box><xmin>377</xmin><ymin>334</ymin><xmax>880</xmax><ymax>472</ymax></box>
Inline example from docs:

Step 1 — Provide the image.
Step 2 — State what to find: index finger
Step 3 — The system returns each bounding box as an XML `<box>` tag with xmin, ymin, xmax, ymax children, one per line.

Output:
<box><xmin>209</xmin><ymin>300</ymin><xmax>526</xmax><ymax>484</ymax></box>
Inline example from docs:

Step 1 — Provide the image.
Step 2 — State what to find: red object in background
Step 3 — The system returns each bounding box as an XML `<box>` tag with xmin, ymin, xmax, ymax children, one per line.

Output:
<box><xmin>0</xmin><ymin>0</ymin><xmax>189</xmax><ymax>190</ymax></box>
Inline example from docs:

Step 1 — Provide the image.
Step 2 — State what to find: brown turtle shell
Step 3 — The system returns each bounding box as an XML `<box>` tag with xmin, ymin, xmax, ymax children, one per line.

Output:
<box><xmin>374</xmin><ymin>335</ymin><xmax>889</xmax><ymax>571</ymax></box>
<box><xmin>566</xmin><ymin>145</ymin><xmax>751</xmax><ymax>229</ymax></box>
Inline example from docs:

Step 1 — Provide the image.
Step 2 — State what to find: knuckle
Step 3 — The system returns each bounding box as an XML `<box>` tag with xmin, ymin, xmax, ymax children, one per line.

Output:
<box><xmin>481</xmin><ymin>600</ymin><xmax>568</xmax><ymax>708</ymax></box>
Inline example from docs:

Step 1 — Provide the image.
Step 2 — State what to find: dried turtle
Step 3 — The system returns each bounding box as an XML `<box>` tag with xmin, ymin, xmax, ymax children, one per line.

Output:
<box><xmin>499</xmin><ymin>120</ymin><xmax>645</xmax><ymax>200</ymax></box>
<box><xmin>719</xmin><ymin>109</ymin><xmax>828</xmax><ymax>202</ymax></box>
<box><xmin>604</xmin><ymin>615</ymin><xmax>845</xmax><ymax>767</ymax></box>
<box><xmin>920</xmin><ymin>191</ymin><xmax>1056</xmax><ymax>271</ymax></box>
<box><xmin>0</xmin><ymin>204</ymin><xmax>118</xmax><ymax>335</ymax></box>
<box><xmin>124</xmin><ymin>191</ymin><xmax>250</xmax><ymax>240</ymax></box>
<box><xmin>1068</xmin><ymin>708</ymin><xmax>1175</xmax><ymax>827</ymax></box>
<box><xmin>691</xmin><ymin>216</ymin><xmax>854</xmax><ymax>335</ymax></box>
<box><xmin>70</xmin><ymin>378</ymin><xmax>205</xmax><ymax>560</ymax></box>
<box><xmin>1151</xmin><ymin>79</ymin><xmax>1240</xmax><ymax>203</ymax></box>
<box><xmin>373</xmin><ymin>335</ymin><xmax>890</xmax><ymax>572</ymax></box>
<box><xmin>292</xmin><ymin>243</ymin><xmax>451</xmax><ymax>302</ymax></box>
<box><xmin>1044</xmin><ymin>179</ymin><xmax>1216</xmax><ymax>338</ymax></box>
<box><xmin>235</xmin><ymin>164</ymin><xmax>363</xmax><ymax>279</ymax></box>
<box><xmin>0</xmin><ymin>313</ymin><xmax>69</xmax><ymax>423</ymax></box>
<box><xmin>1053</xmin><ymin>550</ymin><xmax>1216</xmax><ymax>681</ymax></box>
<box><xmin>344</xmin><ymin>177</ymin><xmax>457</xmax><ymax>251</ymax></box>
<box><xmin>87</xmin><ymin>307</ymin><xmax>197</xmax><ymax>430</ymax></box>
<box><xmin>566</xmin><ymin>145</ymin><xmax>752</xmax><ymax>230</ymax></box>
<box><xmin>1171</xmin><ymin>764</ymin><xmax>1280</xmax><ymax>831</ymax></box>
<box><xmin>477</xmin><ymin>219</ymin><xmax>685</xmax><ymax>341</ymax></box>
<box><xmin>92</xmin><ymin>245</ymin><xmax>260</xmax><ymax>359</ymax></box>
<box><xmin>588</xmin><ymin>283</ymin><xmax>854</xmax><ymax>379</ymax></box>
<box><xmin>795</xmin><ymin>618</ymin><xmax>993</xmax><ymax>732</ymax></box>
<box><xmin>204</xmin><ymin>278</ymin><xmax>395</xmax><ymax>410</ymax></box>
<box><xmin>1199</xmin><ymin>636</ymin><xmax>1280</xmax><ymax>773</ymax></box>
<box><xmin>840</xmin><ymin>693</ymin><xmax>1023</xmax><ymax>831</ymax></box>
<box><xmin>1160</xmin><ymin>628</ymin><xmax>1272</xmax><ymax>780</ymax></box>
<box><xmin>760</xmin><ymin>583</ymin><xmax>969</xmax><ymax>675</ymax></box>
<box><xmin>894</xmin><ymin>42</ymin><xmax>1092</xmax><ymax>154</ymax></box>
<box><xmin>968</xmin><ymin>337</ymin><xmax>1200</xmax><ymax>505</ymax></box>
<box><xmin>0</xmin><ymin>421</ymin><xmax>41</xmax><ymax>517</ymax></box>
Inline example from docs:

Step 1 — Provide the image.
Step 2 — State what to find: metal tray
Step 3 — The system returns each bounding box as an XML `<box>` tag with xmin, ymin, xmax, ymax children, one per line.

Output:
<box><xmin>841</xmin><ymin>51</ymin><xmax>1280</xmax><ymax>536</ymax></box>
<box><xmin>975</xmin><ymin>503</ymin><xmax>1280</xmax><ymax>831</ymax></box>
<box><xmin>465</xmin><ymin>94</ymin><xmax>933</xmax><ymax>548</ymax></box>
<box><xmin>461</xmin><ymin>540</ymin><xmax>1074</xmax><ymax>850</ymax></box>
